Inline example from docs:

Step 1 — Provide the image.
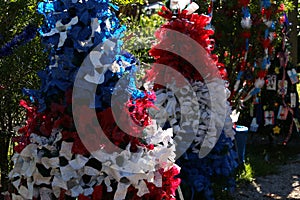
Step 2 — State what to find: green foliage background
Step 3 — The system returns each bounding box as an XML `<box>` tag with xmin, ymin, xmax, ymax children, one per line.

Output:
<box><xmin>0</xmin><ymin>0</ymin><xmax>47</xmax><ymax>191</ymax></box>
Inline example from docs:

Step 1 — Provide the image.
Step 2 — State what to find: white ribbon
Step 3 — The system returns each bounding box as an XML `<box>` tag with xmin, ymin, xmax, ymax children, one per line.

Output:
<box><xmin>59</xmin><ymin>141</ymin><xmax>73</xmax><ymax>160</ymax></box>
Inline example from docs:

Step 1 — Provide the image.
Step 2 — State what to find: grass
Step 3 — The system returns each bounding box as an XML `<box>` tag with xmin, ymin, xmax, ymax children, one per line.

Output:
<box><xmin>236</xmin><ymin>132</ymin><xmax>300</xmax><ymax>183</ymax></box>
<box><xmin>213</xmin><ymin>132</ymin><xmax>300</xmax><ymax>199</ymax></box>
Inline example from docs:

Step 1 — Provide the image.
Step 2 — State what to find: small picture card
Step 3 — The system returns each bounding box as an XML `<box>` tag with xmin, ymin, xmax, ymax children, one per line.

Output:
<box><xmin>290</xmin><ymin>93</ymin><xmax>296</xmax><ymax>108</ymax></box>
<box><xmin>266</xmin><ymin>75</ymin><xmax>276</xmax><ymax>90</ymax></box>
<box><xmin>287</xmin><ymin>68</ymin><xmax>299</xmax><ymax>84</ymax></box>
<box><xmin>264</xmin><ymin>110</ymin><xmax>274</xmax><ymax>126</ymax></box>
<box><xmin>293</xmin><ymin>118</ymin><xmax>300</xmax><ymax>133</ymax></box>
<box><xmin>250</xmin><ymin>118</ymin><xmax>259</xmax><ymax>132</ymax></box>
<box><xmin>277</xmin><ymin>105</ymin><xmax>288</xmax><ymax>120</ymax></box>
<box><xmin>277</xmin><ymin>80</ymin><xmax>287</xmax><ymax>95</ymax></box>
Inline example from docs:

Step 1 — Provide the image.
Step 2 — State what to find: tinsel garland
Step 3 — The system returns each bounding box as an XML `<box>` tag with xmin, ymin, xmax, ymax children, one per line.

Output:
<box><xmin>0</xmin><ymin>24</ymin><xmax>37</xmax><ymax>58</ymax></box>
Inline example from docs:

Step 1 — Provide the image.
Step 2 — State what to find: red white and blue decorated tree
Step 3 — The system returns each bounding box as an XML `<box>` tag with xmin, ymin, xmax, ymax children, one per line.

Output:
<box><xmin>7</xmin><ymin>0</ymin><xmax>180</xmax><ymax>199</ymax></box>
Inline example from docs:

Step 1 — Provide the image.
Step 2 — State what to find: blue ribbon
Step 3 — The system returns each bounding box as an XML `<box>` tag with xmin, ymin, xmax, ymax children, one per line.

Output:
<box><xmin>0</xmin><ymin>24</ymin><xmax>37</xmax><ymax>58</ymax></box>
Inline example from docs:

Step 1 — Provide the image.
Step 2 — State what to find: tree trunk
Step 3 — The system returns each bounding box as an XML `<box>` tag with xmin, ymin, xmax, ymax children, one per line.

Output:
<box><xmin>289</xmin><ymin>0</ymin><xmax>298</xmax><ymax>66</ymax></box>
<box><xmin>0</xmin><ymin>132</ymin><xmax>10</xmax><ymax>193</ymax></box>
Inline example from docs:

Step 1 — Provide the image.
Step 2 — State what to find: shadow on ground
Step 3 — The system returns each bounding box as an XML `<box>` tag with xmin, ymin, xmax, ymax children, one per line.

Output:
<box><xmin>233</xmin><ymin>131</ymin><xmax>300</xmax><ymax>200</ymax></box>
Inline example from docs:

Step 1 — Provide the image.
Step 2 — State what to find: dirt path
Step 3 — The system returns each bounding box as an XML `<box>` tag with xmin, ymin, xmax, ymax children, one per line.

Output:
<box><xmin>233</xmin><ymin>155</ymin><xmax>300</xmax><ymax>199</ymax></box>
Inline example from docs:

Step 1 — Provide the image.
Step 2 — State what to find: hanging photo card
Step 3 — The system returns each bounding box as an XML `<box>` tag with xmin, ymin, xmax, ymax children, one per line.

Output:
<box><xmin>264</xmin><ymin>110</ymin><xmax>274</xmax><ymax>126</ymax></box>
<box><xmin>293</xmin><ymin>118</ymin><xmax>300</xmax><ymax>133</ymax></box>
<box><xmin>287</xmin><ymin>68</ymin><xmax>299</xmax><ymax>84</ymax></box>
<box><xmin>277</xmin><ymin>80</ymin><xmax>287</xmax><ymax>95</ymax></box>
<box><xmin>266</xmin><ymin>75</ymin><xmax>276</xmax><ymax>90</ymax></box>
<box><xmin>250</xmin><ymin>118</ymin><xmax>259</xmax><ymax>132</ymax></box>
<box><xmin>277</xmin><ymin>105</ymin><xmax>288</xmax><ymax>120</ymax></box>
<box><xmin>290</xmin><ymin>93</ymin><xmax>296</xmax><ymax>108</ymax></box>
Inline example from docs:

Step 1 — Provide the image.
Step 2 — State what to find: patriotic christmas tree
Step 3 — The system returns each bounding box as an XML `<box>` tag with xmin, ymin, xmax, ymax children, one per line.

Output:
<box><xmin>8</xmin><ymin>0</ymin><xmax>180</xmax><ymax>199</ymax></box>
<box><xmin>146</xmin><ymin>1</ymin><xmax>238</xmax><ymax>199</ymax></box>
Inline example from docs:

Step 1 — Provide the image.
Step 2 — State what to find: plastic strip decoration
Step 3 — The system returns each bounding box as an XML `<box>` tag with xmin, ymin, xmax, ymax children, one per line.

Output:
<box><xmin>8</xmin><ymin>0</ymin><xmax>180</xmax><ymax>199</ymax></box>
<box><xmin>146</xmin><ymin>1</ymin><xmax>238</xmax><ymax>199</ymax></box>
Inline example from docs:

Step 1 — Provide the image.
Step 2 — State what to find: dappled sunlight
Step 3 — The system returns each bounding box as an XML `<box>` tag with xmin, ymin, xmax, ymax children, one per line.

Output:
<box><xmin>234</xmin><ymin>161</ymin><xmax>300</xmax><ymax>199</ymax></box>
<box><xmin>287</xmin><ymin>175</ymin><xmax>300</xmax><ymax>199</ymax></box>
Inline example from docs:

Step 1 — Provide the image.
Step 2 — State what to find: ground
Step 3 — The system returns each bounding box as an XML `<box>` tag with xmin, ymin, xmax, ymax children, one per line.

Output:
<box><xmin>233</xmin><ymin>131</ymin><xmax>300</xmax><ymax>200</ymax></box>
<box><xmin>233</xmin><ymin>155</ymin><xmax>300</xmax><ymax>199</ymax></box>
